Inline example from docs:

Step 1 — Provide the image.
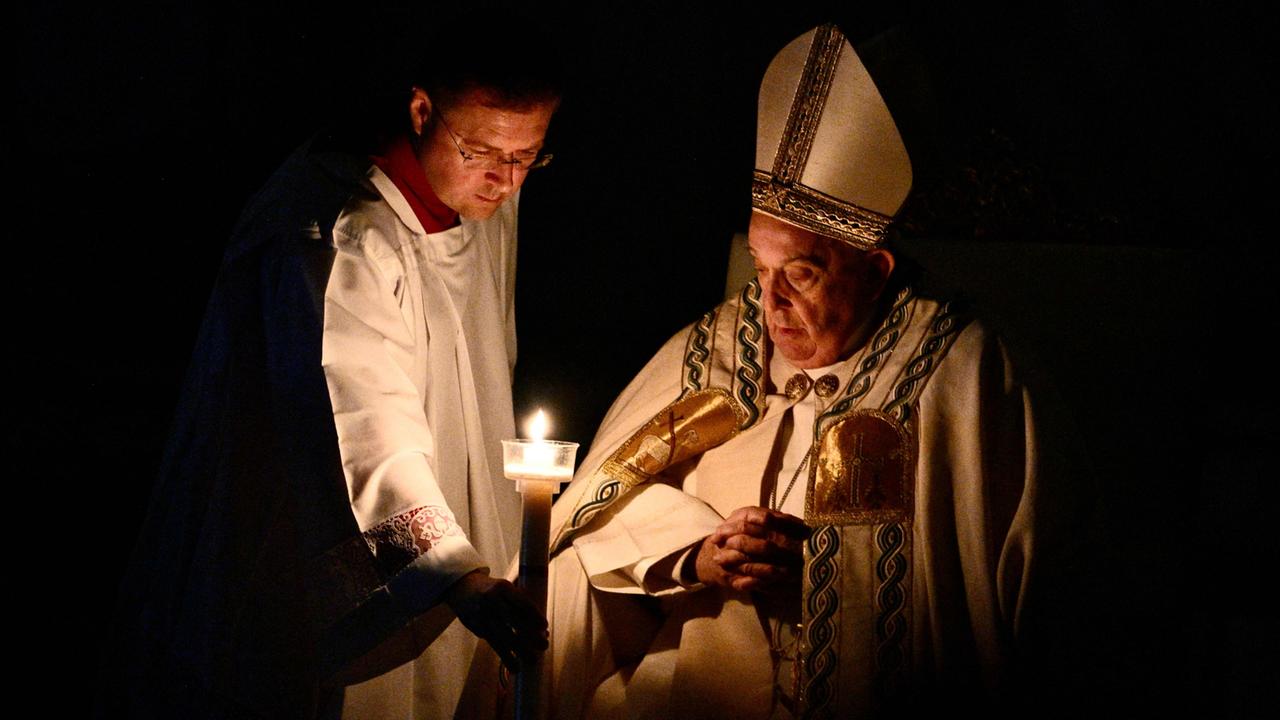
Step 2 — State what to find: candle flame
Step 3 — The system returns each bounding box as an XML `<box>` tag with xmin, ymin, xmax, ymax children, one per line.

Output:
<box><xmin>526</xmin><ymin>409</ymin><xmax>549</xmax><ymax>441</ymax></box>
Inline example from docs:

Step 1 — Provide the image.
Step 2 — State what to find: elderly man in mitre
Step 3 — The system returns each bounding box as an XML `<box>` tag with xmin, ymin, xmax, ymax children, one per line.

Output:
<box><xmin>463</xmin><ymin>23</ymin><xmax>1064</xmax><ymax>719</ymax></box>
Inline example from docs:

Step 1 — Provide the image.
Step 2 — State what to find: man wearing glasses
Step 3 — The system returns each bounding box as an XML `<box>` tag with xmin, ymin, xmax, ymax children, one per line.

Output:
<box><xmin>106</xmin><ymin>25</ymin><xmax>559</xmax><ymax>720</ymax></box>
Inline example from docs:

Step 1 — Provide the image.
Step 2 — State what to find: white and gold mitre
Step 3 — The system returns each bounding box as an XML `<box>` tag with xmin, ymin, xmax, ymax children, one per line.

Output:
<box><xmin>752</xmin><ymin>24</ymin><xmax>912</xmax><ymax>249</ymax></box>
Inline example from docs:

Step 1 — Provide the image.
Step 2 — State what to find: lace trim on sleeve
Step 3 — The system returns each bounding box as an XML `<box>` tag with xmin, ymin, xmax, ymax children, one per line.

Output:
<box><xmin>361</xmin><ymin>504</ymin><xmax>465</xmax><ymax>576</ymax></box>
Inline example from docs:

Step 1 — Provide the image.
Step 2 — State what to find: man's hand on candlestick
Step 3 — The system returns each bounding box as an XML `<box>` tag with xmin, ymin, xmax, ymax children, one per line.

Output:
<box><xmin>445</xmin><ymin>569</ymin><xmax>548</xmax><ymax>670</ymax></box>
<box><xmin>688</xmin><ymin>506</ymin><xmax>810</xmax><ymax>596</ymax></box>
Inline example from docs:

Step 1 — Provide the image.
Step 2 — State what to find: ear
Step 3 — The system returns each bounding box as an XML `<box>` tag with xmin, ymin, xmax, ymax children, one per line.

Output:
<box><xmin>408</xmin><ymin>87</ymin><xmax>433</xmax><ymax>137</ymax></box>
<box><xmin>864</xmin><ymin>248</ymin><xmax>896</xmax><ymax>301</ymax></box>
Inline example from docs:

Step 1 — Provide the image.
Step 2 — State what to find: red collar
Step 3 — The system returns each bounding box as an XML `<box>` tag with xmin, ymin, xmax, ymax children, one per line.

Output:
<box><xmin>372</xmin><ymin>134</ymin><xmax>460</xmax><ymax>233</ymax></box>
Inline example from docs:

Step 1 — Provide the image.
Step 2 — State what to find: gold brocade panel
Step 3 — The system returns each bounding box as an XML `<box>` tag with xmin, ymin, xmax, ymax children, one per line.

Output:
<box><xmin>807</xmin><ymin>409</ymin><xmax>914</xmax><ymax>526</ymax></box>
<box><xmin>600</xmin><ymin>388</ymin><xmax>747</xmax><ymax>488</ymax></box>
<box><xmin>801</xmin><ymin>409</ymin><xmax>916</xmax><ymax>718</ymax></box>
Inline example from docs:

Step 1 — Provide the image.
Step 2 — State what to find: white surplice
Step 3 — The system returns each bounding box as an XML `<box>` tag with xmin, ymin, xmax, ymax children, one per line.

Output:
<box><xmin>322</xmin><ymin>166</ymin><xmax>523</xmax><ymax>719</ymax></box>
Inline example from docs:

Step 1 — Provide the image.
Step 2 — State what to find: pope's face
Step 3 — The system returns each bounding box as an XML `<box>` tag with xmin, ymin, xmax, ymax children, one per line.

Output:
<box><xmin>414</xmin><ymin>88</ymin><xmax>556</xmax><ymax>221</ymax></box>
<box><xmin>748</xmin><ymin>211</ymin><xmax>894</xmax><ymax>369</ymax></box>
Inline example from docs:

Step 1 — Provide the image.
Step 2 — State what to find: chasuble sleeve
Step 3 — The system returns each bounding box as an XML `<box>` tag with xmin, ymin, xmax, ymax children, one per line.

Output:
<box><xmin>551</xmin><ymin>323</ymin><xmax>731</xmax><ymax>597</ymax></box>
<box><xmin>571</xmin><ymin>482</ymin><xmax>723</xmax><ymax>595</ymax></box>
<box><xmin>322</xmin><ymin>211</ymin><xmax>484</xmax><ymax>610</ymax></box>
<box><xmin>913</xmin><ymin>321</ymin><xmax>1038</xmax><ymax>687</ymax></box>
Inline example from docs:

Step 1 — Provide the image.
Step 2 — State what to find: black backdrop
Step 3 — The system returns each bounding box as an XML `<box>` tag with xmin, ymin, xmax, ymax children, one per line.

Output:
<box><xmin>12</xmin><ymin>0</ymin><xmax>1276</xmax><ymax>714</ymax></box>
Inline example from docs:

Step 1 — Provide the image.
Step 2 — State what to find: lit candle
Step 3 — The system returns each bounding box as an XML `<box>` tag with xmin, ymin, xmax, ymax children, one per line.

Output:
<box><xmin>503</xmin><ymin>409</ymin><xmax>575</xmax><ymax>491</ymax></box>
<box><xmin>527</xmin><ymin>408</ymin><xmax>549</xmax><ymax>440</ymax></box>
<box><xmin>501</xmin><ymin>409</ymin><xmax>579</xmax><ymax>720</ymax></box>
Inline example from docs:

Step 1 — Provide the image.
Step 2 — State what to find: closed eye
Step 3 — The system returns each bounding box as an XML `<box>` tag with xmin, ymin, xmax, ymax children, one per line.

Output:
<box><xmin>784</xmin><ymin>264</ymin><xmax>818</xmax><ymax>290</ymax></box>
<box><xmin>467</xmin><ymin>145</ymin><xmax>541</xmax><ymax>159</ymax></box>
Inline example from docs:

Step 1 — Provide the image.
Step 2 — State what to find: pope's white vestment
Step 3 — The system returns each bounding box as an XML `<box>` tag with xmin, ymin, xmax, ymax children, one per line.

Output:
<box><xmin>464</xmin><ymin>277</ymin><xmax>1067</xmax><ymax>719</ymax></box>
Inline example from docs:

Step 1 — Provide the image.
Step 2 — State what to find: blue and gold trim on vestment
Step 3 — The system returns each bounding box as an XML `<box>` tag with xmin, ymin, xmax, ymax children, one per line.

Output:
<box><xmin>874</xmin><ymin>522</ymin><xmax>910</xmax><ymax>700</ymax></box>
<box><xmin>734</xmin><ymin>279</ymin><xmax>766</xmax><ymax>429</ymax></box>
<box><xmin>817</xmin><ymin>284</ymin><xmax>914</xmax><ymax>431</ymax></box>
<box><xmin>798</xmin><ymin>285</ymin><xmax>969</xmax><ymax>716</ymax></box>
<box><xmin>682</xmin><ymin>307</ymin><xmax>717</xmax><ymax>395</ymax></box>
<box><xmin>884</xmin><ymin>299</ymin><xmax>963</xmax><ymax>423</ymax></box>
<box><xmin>801</xmin><ymin>526</ymin><xmax>841</xmax><ymax>719</ymax></box>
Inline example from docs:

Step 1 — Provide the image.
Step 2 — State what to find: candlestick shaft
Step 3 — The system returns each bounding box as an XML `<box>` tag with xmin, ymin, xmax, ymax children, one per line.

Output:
<box><xmin>516</xmin><ymin>487</ymin><xmax>553</xmax><ymax>720</ymax></box>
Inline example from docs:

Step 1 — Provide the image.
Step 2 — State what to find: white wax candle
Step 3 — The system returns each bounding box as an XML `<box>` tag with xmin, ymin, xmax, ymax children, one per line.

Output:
<box><xmin>524</xmin><ymin>439</ymin><xmax>555</xmax><ymax>468</ymax></box>
<box><xmin>504</xmin><ymin>462</ymin><xmax>572</xmax><ymax>482</ymax></box>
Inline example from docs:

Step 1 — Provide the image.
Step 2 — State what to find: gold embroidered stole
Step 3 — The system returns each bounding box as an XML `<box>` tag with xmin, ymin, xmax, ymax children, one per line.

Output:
<box><xmin>799</xmin><ymin>286</ymin><xmax>966</xmax><ymax>718</ymax></box>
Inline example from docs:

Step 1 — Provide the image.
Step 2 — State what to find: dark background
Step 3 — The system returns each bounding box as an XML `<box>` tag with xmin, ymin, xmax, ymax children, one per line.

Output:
<box><xmin>12</xmin><ymin>0</ymin><xmax>1276</xmax><ymax>714</ymax></box>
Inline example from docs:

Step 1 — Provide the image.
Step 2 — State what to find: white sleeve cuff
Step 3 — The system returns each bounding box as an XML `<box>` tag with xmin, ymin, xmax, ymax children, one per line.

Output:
<box><xmin>571</xmin><ymin>484</ymin><xmax>723</xmax><ymax>596</ymax></box>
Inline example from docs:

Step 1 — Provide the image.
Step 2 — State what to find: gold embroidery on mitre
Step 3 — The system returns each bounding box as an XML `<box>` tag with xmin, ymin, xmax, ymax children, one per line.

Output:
<box><xmin>773</xmin><ymin>24</ymin><xmax>844</xmax><ymax>185</ymax></box>
<box><xmin>752</xmin><ymin>171</ymin><xmax>893</xmax><ymax>250</ymax></box>
<box><xmin>760</xmin><ymin>178</ymin><xmax>789</xmax><ymax>212</ymax></box>
<box><xmin>807</xmin><ymin>409</ymin><xmax>913</xmax><ymax>526</ymax></box>
<box><xmin>601</xmin><ymin>387</ymin><xmax>747</xmax><ymax>489</ymax></box>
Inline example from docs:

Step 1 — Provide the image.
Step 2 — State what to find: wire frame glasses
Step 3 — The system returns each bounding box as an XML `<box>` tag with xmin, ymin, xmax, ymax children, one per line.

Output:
<box><xmin>436</xmin><ymin>111</ymin><xmax>553</xmax><ymax>171</ymax></box>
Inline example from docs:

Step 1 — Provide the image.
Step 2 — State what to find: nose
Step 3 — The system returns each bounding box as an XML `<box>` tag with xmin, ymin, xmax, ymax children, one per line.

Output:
<box><xmin>486</xmin><ymin>162</ymin><xmax>519</xmax><ymax>194</ymax></box>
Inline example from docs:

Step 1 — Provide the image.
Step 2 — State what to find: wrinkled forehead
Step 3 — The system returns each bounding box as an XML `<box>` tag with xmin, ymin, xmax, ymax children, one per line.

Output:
<box><xmin>748</xmin><ymin>210</ymin><xmax>846</xmax><ymax>260</ymax></box>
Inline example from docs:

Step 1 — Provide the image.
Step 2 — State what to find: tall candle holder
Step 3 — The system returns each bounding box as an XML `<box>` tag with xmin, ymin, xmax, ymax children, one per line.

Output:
<box><xmin>502</xmin><ymin>411</ymin><xmax>577</xmax><ymax>720</ymax></box>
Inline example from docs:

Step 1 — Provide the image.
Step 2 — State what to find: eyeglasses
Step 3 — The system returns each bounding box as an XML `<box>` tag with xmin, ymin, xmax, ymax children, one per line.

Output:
<box><xmin>436</xmin><ymin>111</ymin><xmax>553</xmax><ymax>172</ymax></box>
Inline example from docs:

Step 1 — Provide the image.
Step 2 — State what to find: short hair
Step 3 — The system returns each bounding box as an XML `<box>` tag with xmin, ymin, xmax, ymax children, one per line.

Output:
<box><xmin>411</xmin><ymin>5</ymin><xmax>564</xmax><ymax>112</ymax></box>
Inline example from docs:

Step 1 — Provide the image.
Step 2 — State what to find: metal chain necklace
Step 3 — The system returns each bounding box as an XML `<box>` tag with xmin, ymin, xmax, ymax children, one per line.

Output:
<box><xmin>770</xmin><ymin>443</ymin><xmax>813</xmax><ymax>511</ymax></box>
